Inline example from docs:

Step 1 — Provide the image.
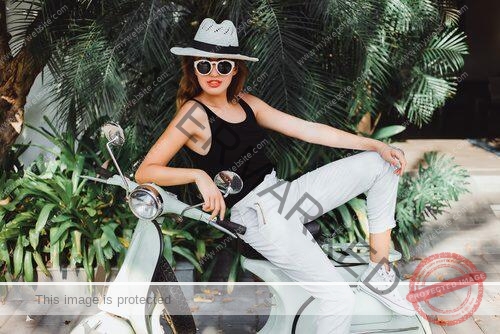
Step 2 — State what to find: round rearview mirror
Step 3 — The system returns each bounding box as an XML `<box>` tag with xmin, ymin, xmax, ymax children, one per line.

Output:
<box><xmin>101</xmin><ymin>122</ymin><xmax>125</xmax><ymax>146</ymax></box>
<box><xmin>214</xmin><ymin>171</ymin><xmax>243</xmax><ymax>197</ymax></box>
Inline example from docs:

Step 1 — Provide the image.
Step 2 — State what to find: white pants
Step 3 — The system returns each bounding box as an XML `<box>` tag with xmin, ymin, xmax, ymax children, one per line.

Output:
<box><xmin>230</xmin><ymin>150</ymin><xmax>401</xmax><ymax>334</ymax></box>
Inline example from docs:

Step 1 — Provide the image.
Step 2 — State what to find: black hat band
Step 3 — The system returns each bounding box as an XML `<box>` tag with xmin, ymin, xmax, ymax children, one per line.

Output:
<box><xmin>191</xmin><ymin>40</ymin><xmax>240</xmax><ymax>54</ymax></box>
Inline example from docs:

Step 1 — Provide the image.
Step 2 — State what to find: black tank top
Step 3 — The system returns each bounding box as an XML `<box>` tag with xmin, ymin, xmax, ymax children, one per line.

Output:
<box><xmin>183</xmin><ymin>97</ymin><xmax>276</xmax><ymax>208</ymax></box>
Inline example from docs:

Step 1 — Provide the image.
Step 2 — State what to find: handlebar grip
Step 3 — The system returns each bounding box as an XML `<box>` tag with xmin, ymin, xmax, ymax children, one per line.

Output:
<box><xmin>215</xmin><ymin>219</ymin><xmax>246</xmax><ymax>236</ymax></box>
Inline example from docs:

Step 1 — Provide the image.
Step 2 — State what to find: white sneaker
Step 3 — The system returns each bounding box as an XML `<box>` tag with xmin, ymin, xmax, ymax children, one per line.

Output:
<box><xmin>358</xmin><ymin>262</ymin><xmax>416</xmax><ymax>316</ymax></box>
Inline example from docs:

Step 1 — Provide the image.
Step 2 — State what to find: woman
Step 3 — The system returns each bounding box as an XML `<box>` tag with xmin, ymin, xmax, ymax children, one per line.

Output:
<box><xmin>135</xmin><ymin>18</ymin><xmax>414</xmax><ymax>334</ymax></box>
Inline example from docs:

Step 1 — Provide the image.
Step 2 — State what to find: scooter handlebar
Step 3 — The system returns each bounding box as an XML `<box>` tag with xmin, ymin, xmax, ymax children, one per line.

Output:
<box><xmin>81</xmin><ymin>173</ymin><xmax>247</xmax><ymax>237</ymax></box>
<box><xmin>215</xmin><ymin>219</ymin><xmax>247</xmax><ymax>236</ymax></box>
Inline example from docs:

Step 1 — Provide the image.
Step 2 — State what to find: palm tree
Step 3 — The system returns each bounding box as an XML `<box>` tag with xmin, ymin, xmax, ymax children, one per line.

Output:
<box><xmin>0</xmin><ymin>0</ymin><xmax>66</xmax><ymax>164</ymax></box>
<box><xmin>1</xmin><ymin>0</ymin><xmax>468</xmax><ymax>170</ymax></box>
<box><xmin>25</xmin><ymin>0</ymin><xmax>468</xmax><ymax>170</ymax></box>
<box><xmin>1</xmin><ymin>0</ymin><xmax>470</xmax><ymax>274</ymax></box>
<box><xmin>0</xmin><ymin>0</ymin><xmax>139</xmax><ymax>164</ymax></box>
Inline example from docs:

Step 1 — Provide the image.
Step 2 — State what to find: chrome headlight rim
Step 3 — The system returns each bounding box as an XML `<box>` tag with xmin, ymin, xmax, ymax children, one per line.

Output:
<box><xmin>128</xmin><ymin>183</ymin><xmax>163</xmax><ymax>220</ymax></box>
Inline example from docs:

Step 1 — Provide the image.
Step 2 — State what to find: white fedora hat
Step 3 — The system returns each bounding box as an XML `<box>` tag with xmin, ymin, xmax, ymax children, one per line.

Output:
<box><xmin>170</xmin><ymin>18</ymin><xmax>259</xmax><ymax>62</ymax></box>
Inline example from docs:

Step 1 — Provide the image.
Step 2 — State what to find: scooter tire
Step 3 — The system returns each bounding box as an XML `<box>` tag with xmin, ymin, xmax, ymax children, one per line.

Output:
<box><xmin>151</xmin><ymin>253</ymin><xmax>197</xmax><ymax>334</ymax></box>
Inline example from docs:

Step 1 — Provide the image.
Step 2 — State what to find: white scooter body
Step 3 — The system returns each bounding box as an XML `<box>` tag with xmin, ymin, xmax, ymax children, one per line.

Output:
<box><xmin>71</xmin><ymin>173</ymin><xmax>163</xmax><ymax>334</ymax></box>
<box><xmin>71</xmin><ymin>123</ymin><xmax>431</xmax><ymax>334</ymax></box>
<box><xmin>98</xmin><ymin>219</ymin><xmax>161</xmax><ymax>333</ymax></box>
<box><xmin>241</xmin><ymin>254</ymin><xmax>432</xmax><ymax>334</ymax></box>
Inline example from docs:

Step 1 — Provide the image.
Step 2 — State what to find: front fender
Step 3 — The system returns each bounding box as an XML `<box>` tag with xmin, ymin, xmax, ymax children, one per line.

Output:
<box><xmin>98</xmin><ymin>219</ymin><xmax>162</xmax><ymax>333</ymax></box>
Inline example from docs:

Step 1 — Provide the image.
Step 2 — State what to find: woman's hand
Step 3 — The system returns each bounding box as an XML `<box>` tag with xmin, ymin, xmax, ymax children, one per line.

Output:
<box><xmin>194</xmin><ymin>170</ymin><xmax>227</xmax><ymax>220</ymax></box>
<box><xmin>377</xmin><ymin>143</ymin><xmax>406</xmax><ymax>176</ymax></box>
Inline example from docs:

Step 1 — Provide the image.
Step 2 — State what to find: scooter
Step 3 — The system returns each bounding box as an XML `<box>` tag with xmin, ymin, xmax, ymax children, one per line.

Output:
<box><xmin>239</xmin><ymin>232</ymin><xmax>432</xmax><ymax>333</ymax></box>
<box><xmin>71</xmin><ymin>122</ymin><xmax>247</xmax><ymax>334</ymax></box>
<box><xmin>71</xmin><ymin>122</ymin><xmax>432</xmax><ymax>334</ymax></box>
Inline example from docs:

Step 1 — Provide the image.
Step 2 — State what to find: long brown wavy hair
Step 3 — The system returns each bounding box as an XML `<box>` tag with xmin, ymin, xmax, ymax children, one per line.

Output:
<box><xmin>175</xmin><ymin>56</ymin><xmax>249</xmax><ymax>112</ymax></box>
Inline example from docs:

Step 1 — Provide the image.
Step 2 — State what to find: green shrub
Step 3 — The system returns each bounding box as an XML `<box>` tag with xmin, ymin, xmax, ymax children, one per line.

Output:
<box><xmin>0</xmin><ymin>118</ymin><xmax>222</xmax><ymax>282</ymax></box>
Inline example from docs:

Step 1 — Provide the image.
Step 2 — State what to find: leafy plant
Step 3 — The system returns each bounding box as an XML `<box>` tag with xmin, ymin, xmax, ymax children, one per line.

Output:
<box><xmin>0</xmin><ymin>118</ymin><xmax>222</xmax><ymax>282</ymax></box>
<box><xmin>0</xmin><ymin>123</ymin><xmax>134</xmax><ymax>282</ymax></box>
<box><xmin>23</xmin><ymin>0</ymin><xmax>465</xmax><ymax>175</ymax></box>
<box><xmin>3</xmin><ymin>0</ymin><xmax>470</xmax><ymax>283</ymax></box>
<box><xmin>0</xmin><ymin>143</ymin><xmax>29</xmax><ymax>178</ymax></box>
<box><xmin>393</xmin><ymin>151</ymin><xmax>470</xmax><ymax>259</ymax></box>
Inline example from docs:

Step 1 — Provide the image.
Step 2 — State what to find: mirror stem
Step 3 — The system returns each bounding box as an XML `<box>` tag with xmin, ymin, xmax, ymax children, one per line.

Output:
<box><xmin>223</xmin><ymin>187</ymin><xmax>232</xmax><ymax>198</ymax></box>
<box><xmin>106</xmin><ymin>138</ymin><xmax>130</xmax><ymax>196</ymax></box>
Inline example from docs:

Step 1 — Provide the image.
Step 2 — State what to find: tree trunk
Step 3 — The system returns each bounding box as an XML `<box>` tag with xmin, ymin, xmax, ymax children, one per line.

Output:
<box><xmin>0</xmin><ymin>0</ymin><xmax>73</xmax><ymax>166</ymax></box>
<box><xmin>0</xmin><ymin>49</ymin><xmax>46</xmax><ymax>165</ymax></box>
<box><xmin>0</xmin><ymin>50</ymin><xmax>43</xmax><ymax>162</ymax></box>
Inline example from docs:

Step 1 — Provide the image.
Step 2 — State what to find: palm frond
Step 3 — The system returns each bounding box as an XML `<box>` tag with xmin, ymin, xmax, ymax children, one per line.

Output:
<box><xmin>438</xmin><ymin>0</ymin><xmax>463</xmax><ymax>27</ymax></box>
<box><xmin>422</xmin><ymin>28</ymin><xmax>468</xmax><ymax>76</ymax></box>
<box><xmin>46</xmin><ymin>23</ymin><xmax>127</xmax><ymax>135</ymax></box>
<box><xmin>395</xmin><ymin>73</ymin><xmax>457</xmax><ymax>126</ymax></box>
<box><xmin>384</xmin><ymin>0</ymin><xmax>413</xmax><ymax>33</ymax></box>
<box><xmin>241</xmin><ymin>0</ymin><xmax>347</xmax><ymax>171</ymax></box>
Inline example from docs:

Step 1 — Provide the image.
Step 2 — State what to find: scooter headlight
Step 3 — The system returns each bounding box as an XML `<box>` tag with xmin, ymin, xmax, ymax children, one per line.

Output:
<box><xmin>128</xmin><ymin>184</ymin><xmax>163</xmax><ymax>220</ymax></box>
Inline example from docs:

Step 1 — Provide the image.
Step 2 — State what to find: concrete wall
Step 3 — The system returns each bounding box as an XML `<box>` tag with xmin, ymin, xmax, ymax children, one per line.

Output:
<box><xmin>15</xmin><ymin>69</ymin><xmax>61</xmax><ymax>167</ymax></box>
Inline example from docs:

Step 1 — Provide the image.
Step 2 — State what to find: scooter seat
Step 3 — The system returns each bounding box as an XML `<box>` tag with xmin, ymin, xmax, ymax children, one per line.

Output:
<box><xmin>237</xmin><ymin>221</ymin><xmax>321</xmax><ymax>260</ymax></box>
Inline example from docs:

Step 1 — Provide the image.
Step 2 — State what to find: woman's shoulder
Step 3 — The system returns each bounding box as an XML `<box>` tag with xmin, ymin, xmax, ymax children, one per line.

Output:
<box><xmin>238</xmin><ymin>92</ymin><xmax>262</xmax><ymax>105</ymax></box>
<box><xmin>177</xmin><ymin>99</ymin><xmax>209</xmax><ymax>119</ymax></box>
<box><xmin>237</xmin><ymin>92</ymin><xmax>266</xmax><ymax>118</ymax></box>
<box><xmin>173</xmin><ymin>99</ymin><xmax>210</xmax><ymax>132</ymax></box>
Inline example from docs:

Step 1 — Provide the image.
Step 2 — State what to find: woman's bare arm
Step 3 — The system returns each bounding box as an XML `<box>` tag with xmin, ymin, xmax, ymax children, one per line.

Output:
<box><xmin>134</xmin><ymin>100</ymin><xmax>204</xmax><ymax>186</ymax></box>
<box><xmin>242</xmin><ymin>93</ymin><xmax>384</xmax><ymax>152</ymax></box>
<box><xmin>134</xmin><ymin>100</ymin><xmax>228</xmax><ymax>219</ymax></box>
<box><xmin>241</xmin><ymin>93</ymin><xmax>406</xmax><ymax>175</ymax></box>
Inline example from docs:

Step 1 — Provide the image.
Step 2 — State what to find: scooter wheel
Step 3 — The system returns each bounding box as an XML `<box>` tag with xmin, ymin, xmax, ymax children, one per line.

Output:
<box><xmin>151</xmin><ymin>254</ymin><xmax>197</xmax><ymax>334</ymax></box>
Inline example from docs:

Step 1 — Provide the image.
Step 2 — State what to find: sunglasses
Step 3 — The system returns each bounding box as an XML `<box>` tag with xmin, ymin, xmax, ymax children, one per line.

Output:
<box><xmin>193</xmin><ymin>59</ymin><xmax>236</xmax><ymax>76</ymax></box>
